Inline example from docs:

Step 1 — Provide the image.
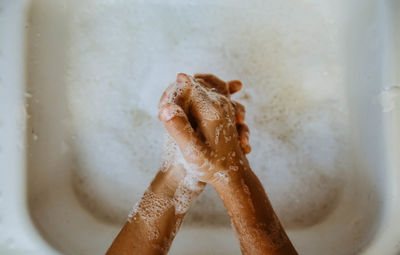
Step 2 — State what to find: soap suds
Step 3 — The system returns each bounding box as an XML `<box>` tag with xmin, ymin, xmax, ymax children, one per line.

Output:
<box><xmin>213</xmin><ymin>170</ymin><xmax>230</xmax><ymax>184</ymax></box>
<box><xmin>132</xmin><ymin>189</ymin><xmax>172</xmax><ymax>240</ymax></box>
<box><xmin>173</xmin><ymin>174</ymin><xmax>201</xmax><ymax>215</ymax></box>
<box><xmin>67</xmin><ymin>0</ymin><xmax>349</xmax><ymax>229</ymax></box>
<box><xmin>127</xmin><ymin>202</ymin><xmax>139</xmax><ymax>223</ymax></box>
<box><xmin>126</xmin><ymin>134</ymin><xmax>203</xmax><ymax>222</ymax></box>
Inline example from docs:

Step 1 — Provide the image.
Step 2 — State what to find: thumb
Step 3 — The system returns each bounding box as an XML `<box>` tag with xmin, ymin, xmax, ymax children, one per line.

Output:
<box><xmin>159</xmin><ymin>103</ymin><xmax>208</xmax><ymax>167</ymax></box>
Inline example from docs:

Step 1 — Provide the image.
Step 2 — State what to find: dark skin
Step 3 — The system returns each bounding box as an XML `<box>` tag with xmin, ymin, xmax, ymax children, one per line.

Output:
<box><xmin>107</xmin><ymin>74</ymin><xmax>251</xmax><ymax>255</ymax></box>
<box><xmin>107</xmin><ymin>73</ymin><xmax>298</xmax><ymax>255</ymax></box>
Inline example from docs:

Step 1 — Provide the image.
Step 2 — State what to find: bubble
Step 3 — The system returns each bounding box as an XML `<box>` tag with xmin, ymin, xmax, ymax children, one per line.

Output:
<box><xmin>66</xmin><ymin>0</ymin><xmax>349</xmax><ymax>229</ymax></box>
<box><xmin>213</xmin><ymin>170</ymin><xmax>230</xmax><ymax>183</ymax></box>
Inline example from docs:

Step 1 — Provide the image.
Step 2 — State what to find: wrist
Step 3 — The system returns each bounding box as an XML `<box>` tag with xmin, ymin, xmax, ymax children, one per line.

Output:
<box><xmin>150</xmin><ymin>163</ymin><xmax>186</xmax><ymax>197</ymax></box>
<box><xmin>210</xmin><ymin>161</ymin><xmax>250</xmax><ymax>190</ymax></box>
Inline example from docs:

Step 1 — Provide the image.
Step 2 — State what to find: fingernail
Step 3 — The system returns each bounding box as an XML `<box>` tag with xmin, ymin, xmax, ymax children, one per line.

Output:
<box><xmin>244</xmin><ymin>145</ymin><xmax>252</xmax><ymax>154</ymax></box>
<box><xmin>177</xmin><ymin>73</ymin><xmax>188</xmax><ymax>83</ymax></box>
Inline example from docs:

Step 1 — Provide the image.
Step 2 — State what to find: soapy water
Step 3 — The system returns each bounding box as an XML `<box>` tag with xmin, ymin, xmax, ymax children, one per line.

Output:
<box><xmin>67</xmin><ymin>0</ymin><xmax>349</xmax><ymax>229</ymax></box>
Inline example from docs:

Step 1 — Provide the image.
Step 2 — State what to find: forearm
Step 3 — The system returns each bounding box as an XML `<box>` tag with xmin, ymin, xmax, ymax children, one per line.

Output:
<box><xmin>212</xmin><ymin>163</ymin><xmax>298</xmax><ymax>255</ymax></box>
<box><xmin>107</xmin><ymin>166</ymin><xmax>202</xmax><ymax>255</ymax></box>
<box><xmin>106</xmin><ymin>204</ymin><xmax>182</xmax><ymax>255</ymax></box>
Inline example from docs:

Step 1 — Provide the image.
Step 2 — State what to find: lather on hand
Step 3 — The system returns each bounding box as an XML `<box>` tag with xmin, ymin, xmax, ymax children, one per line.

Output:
<box><xmin>106</xmin><ymin>73</ymin><xmax>256</xmax><ymax>255</ymax></box>
<box><xmin>159</xmin><ymin>73</ymin><xmax>298</xmax><ymax>255</ymax></box>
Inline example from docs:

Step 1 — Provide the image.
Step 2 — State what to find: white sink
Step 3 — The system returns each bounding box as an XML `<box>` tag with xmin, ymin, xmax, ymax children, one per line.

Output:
<box><xmin>1</xmin><ymin>0</ymin><xmax>400</xmax><ymax>254</ymax></box>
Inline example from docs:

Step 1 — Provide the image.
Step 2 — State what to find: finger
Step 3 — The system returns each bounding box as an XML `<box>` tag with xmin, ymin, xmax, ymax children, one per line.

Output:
<box><xmin>237</xmin><ymin>123</ymin><xmax>250</xmax><ymax>145</ymax></box>
<box><xmin>173</xmin><ymin>73</ymin><xmax>194</xmax><ymax>110</ymax></box>
<box><xmin>189</xmin><ymin>87</ymin><xmax>223</xmax><ymax>144</ymax></box>
<box><xmin>193</xmin><ymin>78</ymin><xmax>214</xmax><ymax>90</ymax></box>
<box><xmin>194</xmin><ymin>73</ymin><xmax>229</xmax><ymax>96</ymax></box>
<box><xmin>232</xmin><ymin>101</ymin><xmax>245</xmax><ymax>124</ymax></box>
<box><xmin>242</xmin><ymin>144</ymin><xmax>251</xmax><ymax>154</ymax></box>
<box><xmin>159</xmin><ymin>73</ymin><xmax>193</xmax><ymax>112</ymax></box>
<box><xmin>237</xmin><ymin>123</ymin><xmax>251</xmax><ymax>154</ymax></box>
<box><xmin>159</xmin><ymin>103</ymin><xmax>207</xmax><ymax>165</ymax></box>
<box><xmin>228</xmin><ymin>80</ymin><xmax>242</xmax><ymax>94</ymax></box>
<box><xmin>158</xmin><ymin>83</ymin><xmax>175</xmax><ymax>108</ymax></box>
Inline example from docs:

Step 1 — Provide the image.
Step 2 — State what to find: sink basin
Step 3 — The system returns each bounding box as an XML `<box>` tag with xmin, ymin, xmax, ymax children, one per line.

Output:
<box><xmin>1</xmin><ymin>0</ymin><xmax>400</xmax><ymax>254</ymax></box>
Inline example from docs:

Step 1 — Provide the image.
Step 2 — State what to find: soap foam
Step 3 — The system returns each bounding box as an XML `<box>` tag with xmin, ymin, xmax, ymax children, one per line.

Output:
<box><xmin>67</xmin><ymin>0</ymin><xmax>349</xmax><ymax>228</ymax></box>
<box><xmin>135</xmin><ymin>190</ymin><xmax>170</xmax><ymax>240</ymax></box>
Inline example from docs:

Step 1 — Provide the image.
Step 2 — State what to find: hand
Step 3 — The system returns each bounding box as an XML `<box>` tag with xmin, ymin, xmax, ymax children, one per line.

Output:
<box><xmin>193</xmin><ymin>73</ymin><xmax>251</xmax><ymax>154</ymax></box>
<box><xmin>158</xmin><ymin>74</ymin><xmax>298</xmax><ymax>255</ymax></box>
<box><xmin>159</xmin><ymin>73</ymin><xmax>251</xmax><ymax>184</ymax></box>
